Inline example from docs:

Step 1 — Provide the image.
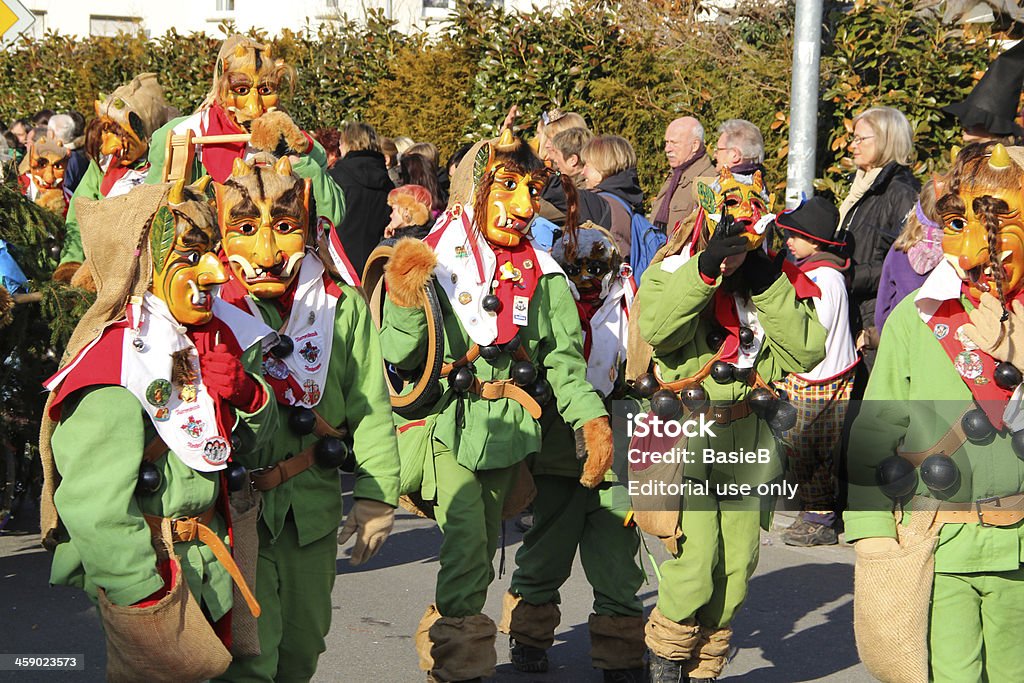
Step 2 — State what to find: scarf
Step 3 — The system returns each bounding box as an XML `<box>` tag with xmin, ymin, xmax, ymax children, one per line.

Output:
<box><xmin>838</xmin><ymin>166</ymin><xmax>882</xmax><ymax>228</ymax></box>
<box><xmin>653</xmin><ymin>146</ymin><xmax>706</xmax><ymax>228</ymax></box>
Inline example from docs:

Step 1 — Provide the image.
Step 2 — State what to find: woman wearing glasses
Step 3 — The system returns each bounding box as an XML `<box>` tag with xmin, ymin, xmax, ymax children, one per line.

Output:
<box><xmin>837</xmin><ymin>106</ymin><xmax>920</xmax><ymax>372</ymax></box>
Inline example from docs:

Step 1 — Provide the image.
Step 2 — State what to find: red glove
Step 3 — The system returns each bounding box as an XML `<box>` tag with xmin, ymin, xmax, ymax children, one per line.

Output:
<box><xmin>200</xmin><ymin>343</ymin><xmax>263</xmax><ymax>412</ymax></box>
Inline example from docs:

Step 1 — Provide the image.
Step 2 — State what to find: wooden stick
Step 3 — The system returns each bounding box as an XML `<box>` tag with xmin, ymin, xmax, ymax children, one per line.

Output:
<box><xmin>189</xmin><ymin>133</ymin><xmax>251</xmax><ymax>145</ymax></box>
<box><xmin>12</xmin><ymin>292</ymin><xmax>42</xmax><ymax>305</ymax></box>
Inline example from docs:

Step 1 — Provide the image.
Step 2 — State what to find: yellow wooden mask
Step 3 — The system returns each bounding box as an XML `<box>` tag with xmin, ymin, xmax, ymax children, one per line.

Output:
<box><xmin>150</xmin><ymin>176</ymin><xmax>227</xmax><ymax>325</ymax></box>
<box><xmin>214</xmin><ymin>156</ymin><xmax>311</xmax><ymax>298</ymax></box>
<box><xmin>213</xmin><ymin>36</ymin><xmax>291</xmax><ymax>131</ymax></box>
<box><xmin>473</xmin><ymin>129</ymin><xmax>547</xmax><ymax>248</ymax></box>
<box><xmin>696</xmin><ymin>168</ymin><xmax>771</xmax><ymax>250</ymax></box>
<box><xmin>28</xmin><ymin>136</ymin><xmax>69</xmax><ymax>190</ymax></box>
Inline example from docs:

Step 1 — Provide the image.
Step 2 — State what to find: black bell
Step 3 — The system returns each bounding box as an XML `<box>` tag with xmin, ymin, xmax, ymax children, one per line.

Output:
<box><xmin>875</xmin><ymin>455</ymin><xmax>918</xmax><ymax>500</ymax></box>
<box><xmin>479</xmin><ymin>344</ymin><xmax>502</xmax><ymax>361</ymax></box>
<box><xmin>994</xmin><ymin>362</ymin><xmax>1023</xmax><ymax>390</ymax></box>
<box><xmin>681</xmin><ymin>385</ymin><xmax>709</xmax><ymax>412</ymax></box>
<box><xmin>270</xmin><ymin>335</ymin><xmax>294</xmax><ymax>359</ymax></box>
<box><xmin>961</xmin><ymin>408</ymin><xmax>995</xmax><ymax>442</ymax></box>
<box><xmin>136</xmin><ymin>461</ymin><xmax>163</xmax><ymax>495</ymax></box>
<box><xmin>710</xmin><ymin>361</ymin><xmax>734</xmax><ymax>384</ymax></box>
<box><xmin>511</xmin><ymin>360</ymin><xmax>538</xmax><ymax>387</ymax></box>
<box><xmin>501</xmin><ymin>335</ymin><xmax>521</xmax><ymax>353</ymax></box>
<box><xmin>738</xmin><ymin>327</ymin><xmax>755</xmax><ymax>347</ymax></box>
<box><xmin>651</xmin><ymin>389</ymin><xmax>682</xmax><ymax>420</ymax></box>
<box><xmin>448</xmin><ymin>365</ymin><xmax>475</xmax><ymax>393</ymax></box>
<box><xmin>315</xmin><ymin>437</ymin><xmax>349</xmax><ymax>469</ymax></box>
<box><xmin>633</xmin><ymin>373</ymin><xmax>660</xmax><ymax>399</ymax></box>
<box><xmin>920</xmin><ymin>455</ymin><xmax>959</xmax><ymax>492</ymax></box>
<box><xmin>706</xmin><ymin>329</ymin><xmax>726</xmax><ymax>350</ymax></box>
<box><xmin>747</xmin><ymin>387</ymin><xmax>776</xmax><ymax>418</ymax></box>
<box><xmin>528</xmin><ymin>379</ymin><xmax>553</xmax><ymax>406</ymax></box>
<box><xmin>768</xmin><ymin>400</ymin><xmax>798</xmax><ymax>431</ymax></box>
<box><xmin>225</xmin><ymin>462</ymin><xmax>249</xmax><ymax>492</ymax></box>
<box><xmin>732</xmin><ymin>366</ymin><xmax>753</xmax><ymax>384</ymax></box>
<box><xmin>482</xmin><ymin>294</ymin><xmax>501</xmax><ymax>312</ymax></box>
<box><xmin>288</xmin><ymin>407</ymin><xmax>317</xmax><ymax>435</ymax></box>
<box><xmin>231</xmin><ymin>433</ymin><xmax>242</xmax><ymax>452</ymax></box>
<box><xmin>1012</xmin><ymin>430</ymin><xmax>1024</xmax><ymax>461</ymax></box>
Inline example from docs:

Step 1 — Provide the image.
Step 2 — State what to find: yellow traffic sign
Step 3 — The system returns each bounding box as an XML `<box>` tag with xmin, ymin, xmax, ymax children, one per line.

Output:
<box><xmin>0</xmin><ymin>0</ymin><xmax>35</xmax><ymax>48</ymax></box>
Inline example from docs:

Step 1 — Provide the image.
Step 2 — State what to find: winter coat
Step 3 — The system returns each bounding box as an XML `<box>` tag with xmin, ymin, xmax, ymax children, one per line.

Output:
<box><xmin>648</xmin><ymin>152</ymin><xmax>715</xmax><ymax>238</ymax></box>
<box><xmin>328</xmin><ymin>150</ymin><xmax>395</xmax><ymax>275</ymax></box>
<box><xmin>838</xmin><ymin>162</ymin><xmax>920</xmax><ymax>340</ymax></box>
<box><xmin>581</xmin><ymin>168</ymin><xmax>645</xmax><ymax>259</ymax></box>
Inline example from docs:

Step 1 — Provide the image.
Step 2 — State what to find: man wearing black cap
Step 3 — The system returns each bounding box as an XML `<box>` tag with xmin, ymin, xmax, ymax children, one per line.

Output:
<box><xmin>776</xmin><ymin>197</ymin><xmax>859</xmax><ymax>546</ymax></box>
<box><xmin>943</xmin><ymin>41</ymin><xmax>1024</xmax><ymax>143</ymax></box>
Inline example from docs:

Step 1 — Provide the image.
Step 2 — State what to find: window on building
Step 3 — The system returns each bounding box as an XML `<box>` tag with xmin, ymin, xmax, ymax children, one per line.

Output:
<box><xmin>423</xmin><ymin>0</ymin><xmax>449</xmax><ymax>8</ymax></box>
<box><xmin>89</xmin><ymin>15</ymin><xmax>142</xmax><ymax>37</ymax></box>
<box><xmin>326</xmin><ymin>0</ymin><xmax>339</xmax><ymax>7</ymax></box>
<box><xmin>29</xmin><ymin>11</ymin><xmax>47</xmax><ymax>39</ymax></box>
<box><xmin>216</xmin><ymin>0</ymin><xmax>236</xmax><ymax>11</ymax></box>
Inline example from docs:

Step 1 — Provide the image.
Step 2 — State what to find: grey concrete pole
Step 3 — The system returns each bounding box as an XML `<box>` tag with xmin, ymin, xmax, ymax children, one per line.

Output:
<box><xmin>785</xmin><ymin>0</ymin><xmax>825</xmax><ymax>208</ymax></box>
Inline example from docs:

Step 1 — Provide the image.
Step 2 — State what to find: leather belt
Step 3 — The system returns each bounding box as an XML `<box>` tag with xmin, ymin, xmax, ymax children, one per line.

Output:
<box><xmin>704</xmin><ymin>401</ymin><xmax>752</xmax><ymax>426</ymax></box>
<box><xmin>441</xmin><ymin>344</ymin><xmax>542</xmax><ymax>419</ymax></box>
<box><xmin>250</xmin><ymin>408</ymin><xmax>347</xmax><ymax>491</ymax></box>
<box><xmin>897</xmin><ymin>407</ymin><xmax>970</xmax><ymax>467</ymax></box>
<box><xmin>925</xmin><ymin>494</ymin><xmax>1024</xmax><ymax>527</ymax></box>
<box><xmin>144</xmin><ymin>507</ymin><xmax>261</xmax><ymax>617</ymax></box>
<box><xmin>655</xmin><ymin>350</ymin><xmax>724</xmax><ymax>393</ymax></box>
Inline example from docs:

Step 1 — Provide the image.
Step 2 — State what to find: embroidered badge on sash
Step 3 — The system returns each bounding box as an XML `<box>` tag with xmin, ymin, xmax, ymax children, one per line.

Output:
<box><xmin>202</xmin><ymin>436</ymin><xmax>230</xmax><ymax>466</ymax></box>
<box><xmin>955</xmin><ymin>350</ymin><xmax>984</xmax><ymax>380</ymax></box>
<box><xmin>179</xmin><ymin>384</ymin><xmax>198</xmax><ymax>403</ymax></box>
<box><xmin>264</xmin><ymin>357</ymin><xmax>290</xmax><ymax>380</ymax></box>
<box><xmin>146</xmin><ymin>379</ymin><xmax>171</xmax><ymax>407</ymax></box>
<box><xmin>299</xmin><ymin>341</ymin><xmax>321</xmax><ymax>365</ymax></box>
<box><xmin>303</xmin><ymin>379</ymin><xmax>321</xmax><ymax>405</ymax></box>
<box><xmin>154</xmin><ymin>407</ymin><xmax>170</xmax><ymax>422</ymax></box>
<box><xmin>182</xmin><ymin>416</ymin><xmax>204</xmax><ymax>439</ymax></box>
<box><xmin>934</xmin><ymin>323</ymin><xmax>949</xmax><ymax>340</ymax></box>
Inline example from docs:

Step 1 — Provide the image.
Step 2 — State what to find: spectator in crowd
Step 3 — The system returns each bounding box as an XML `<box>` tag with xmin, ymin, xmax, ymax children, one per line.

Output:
<box><xmin>537</xmin><ymin>126</ymin><xmax>594</xmax><ymax>227</ymax></box>
<box><xmin>650</xmin><ymin>117</ymin><xmax>714</xmax><ymax>240</ymax></box>
<box><xmin>383</xmin><ymin>183</ymin><xmax>433</xmax><ymax>240</ymax></box>
<box><xmin>26</xmin><ymin>125</ymin><xmax>48</xmax><ymax>148</ymax></box>
<box><xmin>312</xmin><ymin>127</ymin><xmax>342</xmax><ymax>169</ymax></box>
<box><xmin>874</xmin><ymin>178</ymin><xmax>944</xmax><ymax>335</ymax></box>
<box><xmin>9</xmin><ymin>118</ymin><xmax>30</xmax><ymax>150</ymax></box>
<box><xmin>48</xmin><ymin>113</ymin><xmax>89</xmax><ymax>197</ymax></box>
<box><xmin>535</xmin><ymin>109</ymin><xmax>587</xmax><ymax>161</ymax></box>
<box><xmin>404</xmin><ymin>141</ymin><xmax>438</xmax><ymax>167</ymax></box>
<box><xmin>393</xmin><ymin>135</ymin><xmax>415</xmax><ymax>158</ymax></box>
<box><xmin>713</xmin><ymin>118</ymin><xmax>765</xmax><ymax>174</ymax></box>
<box><xmin>329</xmin><ymin>121</ymin><xmax>395</xmax><ymax>275</ymax></box>
<box><xmin>440</xmin><ymin>142</ymin><xmax>473</xmax><ymax>201</ymax></box>
<box><xmin>837</xmin><ymin>106</ymin><xmax>919</xmax><ymax>370</ymax></box>
<box><xmin>776</xmin><ymin>197</ymin><xmax>858</xmax><ymax>547</ymax></box>
<box><xmin>549</xmin><ymin>127</ymin><xmax>591</xmax><ymax>182</ymax></box>
<box><xmin>380</xmin><ymin>136</ymin><xmax>400</xmax><ymax>185</ymax></box>
<box><xmin>578</xmin><ymin>135</ymin><xmax>644</xmax><ymax>260</ymax></box>
<box><xmin>398</xmin><ymin>153</ymin><xmax>444</xmax><ymax>219</ymax></box>
<box><xmin>31</xmin><ymin>109</ymin><xmax>55</xmax><ymax>127</ymax></box>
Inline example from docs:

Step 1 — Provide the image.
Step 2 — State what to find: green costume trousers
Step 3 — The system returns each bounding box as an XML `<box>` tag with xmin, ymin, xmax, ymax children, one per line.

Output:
<box><xmin>511</xmin><ymin>475</ymin><xmax>643</xmax><ymax>617</ymax></box>
<box><xmin>433</xmin><ymin>445</ymin><xmax>518</xmax><ymax>617</ymax></box>
<box><xmin>929</xmin><ymin>567</ymin><xmax>1024</xmax><ymax>683</ymax></box>
<box><xmin>218</xmin><ymin>515</ymin><xmax>337</xmax><ymax>683</ymax></box>
<box><xmin>656</xmin><ymin>492</ymin><xmax>761</xmax><ymax>628</ymax></box>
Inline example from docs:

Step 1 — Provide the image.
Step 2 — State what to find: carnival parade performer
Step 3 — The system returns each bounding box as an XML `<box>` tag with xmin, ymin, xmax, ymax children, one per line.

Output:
<box><xmin>214</xmin><ymin>155</ymin><xmax>400</xmax><ymax>682</ymax></box>
<box><xmin>39</xmin><ymin>178</ymin><xmax>279</xmax><ymax>683</ymax></box>
<box><xmin>378</xmin><ymin>130</ymin><xmax>614</xmax><ymax>682</ymax></box>
<box><xmin>145</xmin><ymin>35</ymin><xmax>345</xmax><ymax>245</ymax></box>
<box><xmin>501</xmin><ymin>223</ymin><xmax>647</xmax><ymax>682</ymax></box>
<box><xmin>846</xmin><ymin>142</ymin><xmax>1024</xmax><ymax>683</ymax></box>
<box><xmin>54</xmin><ymin>73</ymin><xmax>178</xmax><ymax>287</ymax></box>
<box><xmin>634</xmin><ymin>167</ymin><xmax>826</xmax><ymax>682</ymax></box>
<box><xmin>19</xmin><ymin>132</ymin><xmax>70</xmax><ymax>217</ymax></box>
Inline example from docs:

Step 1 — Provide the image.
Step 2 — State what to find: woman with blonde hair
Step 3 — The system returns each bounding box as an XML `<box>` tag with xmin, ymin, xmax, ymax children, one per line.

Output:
<box><xmin>577</xmin><ymin>135</ymin><xmax>644</xmax><ymax>260</ymax></box>
<box><xmin>874</xmin><ymin>178</ymin><xmax>944</xmax><ymax>334</ymax></box>
<box><xmin>535</xmin><ymin>109</ymin><xmax>588</xmax><ymax>161</ymax></box>
<box><xmin>836</xmin><ymin>105</ymin><xmax>920</xmax><ymax>370</ymax></box>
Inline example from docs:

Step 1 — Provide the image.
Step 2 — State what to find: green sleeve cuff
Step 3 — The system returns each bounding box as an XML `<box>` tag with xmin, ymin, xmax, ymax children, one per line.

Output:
<box><xmin>103</xmin><ymin>572</ymin><xmax>166</xmax><ymax>607</ymax></box>
<box><xmin>353</xmin><ymin>476</ymin><xmax>400</xmax><ymax>507</ymax></box>
<box><xmin>842</xmin><ymin>512</ymin><xmax>897</xmax><ymax>542</ymax></box>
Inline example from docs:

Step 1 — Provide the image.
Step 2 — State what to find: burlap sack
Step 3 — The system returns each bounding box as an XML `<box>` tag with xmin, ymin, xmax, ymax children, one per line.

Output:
<box><xmin>644</xmin><ymin>605</ymin><xmax>700</xmax><ymax>662</ymax></box>
<box><xmin>98</xmin><ymin>523</ymin><xmax>231</xmax><ymax>682</ymax></box>
<box><xmin>589</xmin><ymin>613</ymin><xmax>645</xmax><ymax>670</ymax></box>
<box><xmin>628</xmin><ymin>429</ymin><xmax>685</xmax><ymax>554</ymax></box>
<box><xmin>228</xmin><ymin>487</ymin><xmax>262</xmax><ymax>657</ymax></box>
<box><xmin>415</xmin><ymin>603</ymin><xmax>498</xmax><ymax>681</ymax></box>
<box><xmin>498</xmin><ymin>591</ymin><xmax>560</xmax><ymax>650</ymax></box>
<box><xmin>853</xmin><ymin>499</ymin><xmax>941</xmax><ymax>683</ymax></box>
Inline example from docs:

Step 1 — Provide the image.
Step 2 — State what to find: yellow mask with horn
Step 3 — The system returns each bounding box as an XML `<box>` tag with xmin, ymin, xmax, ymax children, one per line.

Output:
<box><xmin>696</xmin><ymin>168</ymin><xmax>771</xmax><ymax>250</ymax></box>
<box><xmin>473</xmin><ymin>129</ymin><xmax>548</xmax><ymax>248</ymax></box>
<box><xmin>150</xmin><ymin>176</ymin><xmax>228</xmax><ymax>325</ymax></box>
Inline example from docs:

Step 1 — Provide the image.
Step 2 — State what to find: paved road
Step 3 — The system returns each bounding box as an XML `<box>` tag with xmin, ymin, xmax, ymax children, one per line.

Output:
<box><xmin>0</xmin><ymin>490</ymin><xmax>870</xmax><ymax>682</ymax></box>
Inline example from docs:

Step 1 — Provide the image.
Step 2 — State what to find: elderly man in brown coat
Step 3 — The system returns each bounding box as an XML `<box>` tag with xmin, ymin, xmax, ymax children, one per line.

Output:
<box><xmin>648</xmin><ymin>116</ymin><xmax>714</xmax><ymax>241</ymax></box>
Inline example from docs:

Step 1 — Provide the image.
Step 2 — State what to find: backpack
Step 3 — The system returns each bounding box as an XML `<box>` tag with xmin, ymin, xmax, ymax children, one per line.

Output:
<box><xmin>599</xmin><ymin>192</ymin><xmax>666</xmax><ymax>283</ymax></box>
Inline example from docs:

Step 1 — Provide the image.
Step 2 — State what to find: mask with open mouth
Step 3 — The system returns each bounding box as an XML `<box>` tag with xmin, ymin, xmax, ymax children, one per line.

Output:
<box><xmin>552</xmin><ymin>222</ymin><xmax>622</xmax><ymax>302</ymax></box>
<box><xmin>938</xmin><ymin>143</ymin><xmax>1024</xmax><ymax>304</ymax></box>
<box><xmin>471</xmin><ymin>129</ymin><xmax>549</xmax><ymax>248</ymax></box>
<box><xmin>150</xmin><ymin>176</ymin><xmax>228</xmax><ymax>326</ymax></box>
<box><xmin>696</xmin><ymin>167</ymin><xmax>772</xmax><ymax>250</ymax></box>
<box><xmin>207</xmin><ymin>36</ymin><xmax>293</xmax><ymax>132</ymax></box>
<box><xmin>214</xmin><ymin>155</ymin><xmax>311</xmax><ymax>298</ymax></box>
<box><xmin>28</xmin><ymin>135</ymin><xmax>69</xmax><ymax>191</ymax></box>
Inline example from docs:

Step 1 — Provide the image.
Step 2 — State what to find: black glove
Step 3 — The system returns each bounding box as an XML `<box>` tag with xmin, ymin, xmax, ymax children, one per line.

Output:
<box><xmin>697</xmin><ymin>214</ymin><xmax>748</xmax><ymax>280</ymax></box>
<box><xmin>741</xmin><ymin>247</ymin><xmax>783</xmax><ymax>295</ymax></box>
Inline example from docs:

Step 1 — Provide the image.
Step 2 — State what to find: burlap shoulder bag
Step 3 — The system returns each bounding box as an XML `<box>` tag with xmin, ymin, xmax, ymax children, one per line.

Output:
<box><xmin>228</xmin><ymin>487</ymin><xmax>262</xmax><ymax>657</ymax></box>
<box><xmin>98</xmin><ymin>519</ymin><xmax>231</xmax><ymax>683</ymax></box>
<box><xmin>853</xmin><ymin>497</ymin><xmax>941</xmax><ymax>683</ymax></box>
<box><xmin>628</xmin><ymin>431</ymin><xmax>685</xmax><ymax>554</ymax></box>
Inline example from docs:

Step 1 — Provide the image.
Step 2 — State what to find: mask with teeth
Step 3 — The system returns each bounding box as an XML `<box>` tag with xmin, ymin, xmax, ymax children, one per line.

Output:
<box><xmin>695</xmin><ymin>168</ymin><xmax>772</xmax><ymax>250</ymax></box>
<box><xmin>206</xmin><ymin>35</ymin><xmax>293</xmax><ymax>131</ymax></box>
<box><xmin>471</xmin><ymin>129</ymin><xmax>549</xmax><ymax>248</ymax></box>
<box><xmin>552</xmin><ymin>222</ymin><xmax>622</xmax><ymax>302</ymax></box>
<box><xmin>149</xmin><ymin>176</ymin><xmax>228</xmax><ymax>326</ymax></box>
<box><xmin>28</xmin><ymin>135</ymin><xmax>70</xmax><ymax>191</ymax></box>
<box><xmin>938</xmin><ymin>142</ymin><xmax>1024</xmax><ymax>303</ymax></box>
<box><xmin>214</xmin><ymin>155</ymin><xmax>311</xmax><ymax>298</ymax></box>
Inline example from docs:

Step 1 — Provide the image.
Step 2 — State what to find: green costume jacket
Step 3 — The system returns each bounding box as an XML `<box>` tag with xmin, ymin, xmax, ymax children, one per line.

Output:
<box><xmin>247</xmin><ymin>282</ymin><xmax>401</xmax><ymax>547</ymax></box>
<box><xmin>145</xmin><ymin>115</ymin><xmax>346</xmax><ymax>229</ymax></box>
<box><xmin>637</xmin><ymin>256</ymin><xmax>827</xmax><ymax>487</ymax></box>
<box><xmin>845</xmin><ymin>293</ymin><xmax>1024</xmax><ymax>574</ymax></box>
<box><xmin>49</xmin><ymin>347</ymin><xmax>276</xmax><ymax>619</ymax></box>
<box><xmin>381</xmin><ymin>274</ymin><xmax>607</xmax><ymax>475</ymax></box>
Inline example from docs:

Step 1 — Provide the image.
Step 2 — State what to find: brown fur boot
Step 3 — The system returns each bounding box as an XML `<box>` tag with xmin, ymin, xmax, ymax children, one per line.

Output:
<box><xmin>590</xmin><ymin>613</ymin><xmax>645</xmax><ymax>670</ymax></box>
<box><xmin>385</xmin><ymin>237</ymin><xmax>437</xmax><ymax>308</ymax></box>
<box><xmin>415</xmin><ymin>604</ymin><xmax>497</xmax><ymax>682</ymax></box>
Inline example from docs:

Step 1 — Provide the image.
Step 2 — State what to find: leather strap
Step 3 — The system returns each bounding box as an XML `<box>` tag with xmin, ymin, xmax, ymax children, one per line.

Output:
<box><xmin>313</xmin><ymin>410</ymin><xmax>347</xmax><ymax>439</ymax></box>
<box><xmin>654</xmin><ymin>348</ymin><xmax>724</xmax><ymax>392</ymax></box>
<box><xmin>144</xmin><ymin>508</ymin><xmax>261</xmax><ymax>617</ymax></box>
<box><xmin>441</xmin><ymin>343</ymin><xmax>533</xmax><ymax>377</ymax></box>
<box><xmin>897</xmin><ymin>407</ymin><xmax>970</xmax><ymax>467</ymax></box>
<box><xmin>250</xmin><ymin>448</ymin><xmax>316</xmax><ymax>492</ymax></box>
<box><xmin>926</xmin><ymin>494</ymin><xmax>1024</xmax><ymax>527</ymax></box>
<box><xmin>142</xmin><ymin>436</ymin><xmax>169</xmax><ymax>463</ymax></box>
<box><xmin>704</xmin><ymin>401</ymin><xmax>752</xmax><ymax>425</ymax></box>
<box><xmin>469</xmin><ymin>378</ymin><xmax>543</xmax><ymax>420</ymax></box>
